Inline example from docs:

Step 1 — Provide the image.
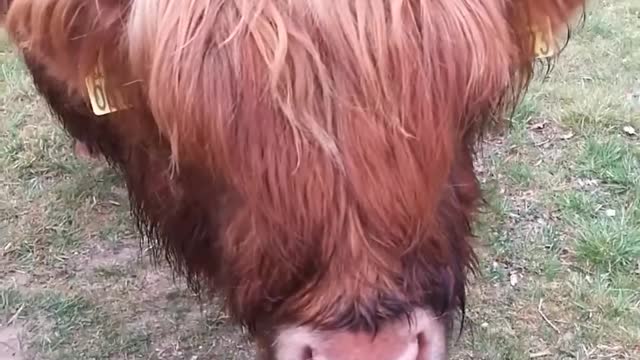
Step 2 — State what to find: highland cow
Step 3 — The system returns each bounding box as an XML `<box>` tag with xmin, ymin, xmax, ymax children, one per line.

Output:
<box><xmin>1</xmin><ymin>1</ymin><xmax>586</xmax><ymax>359</ymax></box>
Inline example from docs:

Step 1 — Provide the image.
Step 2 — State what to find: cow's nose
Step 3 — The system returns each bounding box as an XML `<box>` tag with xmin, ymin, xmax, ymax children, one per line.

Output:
<box><xmin>273</xmin><ymin>309</ymin><xmax>447</xmax><ymax>360</ymax></box>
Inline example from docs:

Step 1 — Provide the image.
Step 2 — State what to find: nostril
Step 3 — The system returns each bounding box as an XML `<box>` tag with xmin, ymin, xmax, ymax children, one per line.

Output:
<box><xmin>302</xmin><ymin>345</ymin><xmax>313</xmax><ymax>360</ymax></box>
<box><xmin>416</xmin><ymin>330</ymin><xmax>447</xmax><ymax>360</ymax></box>
<box><xmin>417</xmin><ymin>332</ymin><xmax>428</xmax><ymax>350</ymax></box>
<box><xmin>417</xmin><ymin>332</ymin><xmax>430</xmax><ymax>359</ymax></box>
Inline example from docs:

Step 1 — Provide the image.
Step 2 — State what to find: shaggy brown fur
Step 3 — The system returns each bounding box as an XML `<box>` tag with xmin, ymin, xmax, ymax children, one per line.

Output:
<box><xmin>2</xmin><ymin>0</ymin><xmax>586</xmax><ymax>357</ymax></box>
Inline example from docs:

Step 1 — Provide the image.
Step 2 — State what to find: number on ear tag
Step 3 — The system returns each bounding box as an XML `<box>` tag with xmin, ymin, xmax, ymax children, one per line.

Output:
<box><xmin>532</xmin><ymin>18</ymin><xmax>558</xmax><ymax>59</ymax></box>
<box><xmin>85</xmin><ymin>63</ymin><xmax>129</xmax><ymax>116</ymax></box>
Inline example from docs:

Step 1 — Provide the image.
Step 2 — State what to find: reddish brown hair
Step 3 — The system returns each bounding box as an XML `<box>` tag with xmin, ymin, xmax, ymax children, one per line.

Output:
<box><xmin>3</xmin><ymin>0</ymin><xmax>586</xmax><ymax>351</ymax></box>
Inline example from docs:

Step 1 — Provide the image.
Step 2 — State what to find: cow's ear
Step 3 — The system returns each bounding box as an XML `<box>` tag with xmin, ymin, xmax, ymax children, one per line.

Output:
<box><xmin>524</xmin><ymin>0</ymin><xmax>586</xmax><ymax>28</ymax></box>
<box><xmin>5</xmin><ymin>0</ymin><xmax>131</xmax><ymax>99</ymax></box>
<box><xmin>511</xmin><ymin>0</ymin><xmax>586</xmax><ymax>59</ymax></box>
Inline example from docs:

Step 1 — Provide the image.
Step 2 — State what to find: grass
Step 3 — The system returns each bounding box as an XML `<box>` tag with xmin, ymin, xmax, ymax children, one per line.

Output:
<box><xmin>0</xmin><ymin>1</ymin><xmax>639</xmax><ymax>359</ymax></box>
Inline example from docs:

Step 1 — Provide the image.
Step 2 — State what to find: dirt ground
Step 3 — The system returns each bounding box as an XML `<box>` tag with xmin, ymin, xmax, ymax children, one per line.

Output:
<box><xmin>0</xmin><ymin>325</ymin><xmax>23</xmax><ymax>360</ymax></box>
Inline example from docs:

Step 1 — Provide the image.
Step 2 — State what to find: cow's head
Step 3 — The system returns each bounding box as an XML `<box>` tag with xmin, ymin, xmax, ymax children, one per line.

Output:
<box><xmin>3</xmin><ymin>1</ymin><xmax>586</xmax><ymax>359</ymax></box>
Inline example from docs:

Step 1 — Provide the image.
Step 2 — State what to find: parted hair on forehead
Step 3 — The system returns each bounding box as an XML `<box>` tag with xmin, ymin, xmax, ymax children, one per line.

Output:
<box><xmin>3</xmin><ymin>0</ymin><xmax>586</xmax><ymax>352</ymax></box>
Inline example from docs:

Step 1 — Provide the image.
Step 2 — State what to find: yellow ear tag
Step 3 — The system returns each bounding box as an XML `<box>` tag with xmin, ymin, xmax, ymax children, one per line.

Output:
<box><xmin>84</xmin><ymin>62</ymin><xmax>130</xmax><ymax>116</ymax></box>
<box><xmin>532</xmin><ymin>18</ymin><xmax>558</xmax><ymax>59</ymax></box>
